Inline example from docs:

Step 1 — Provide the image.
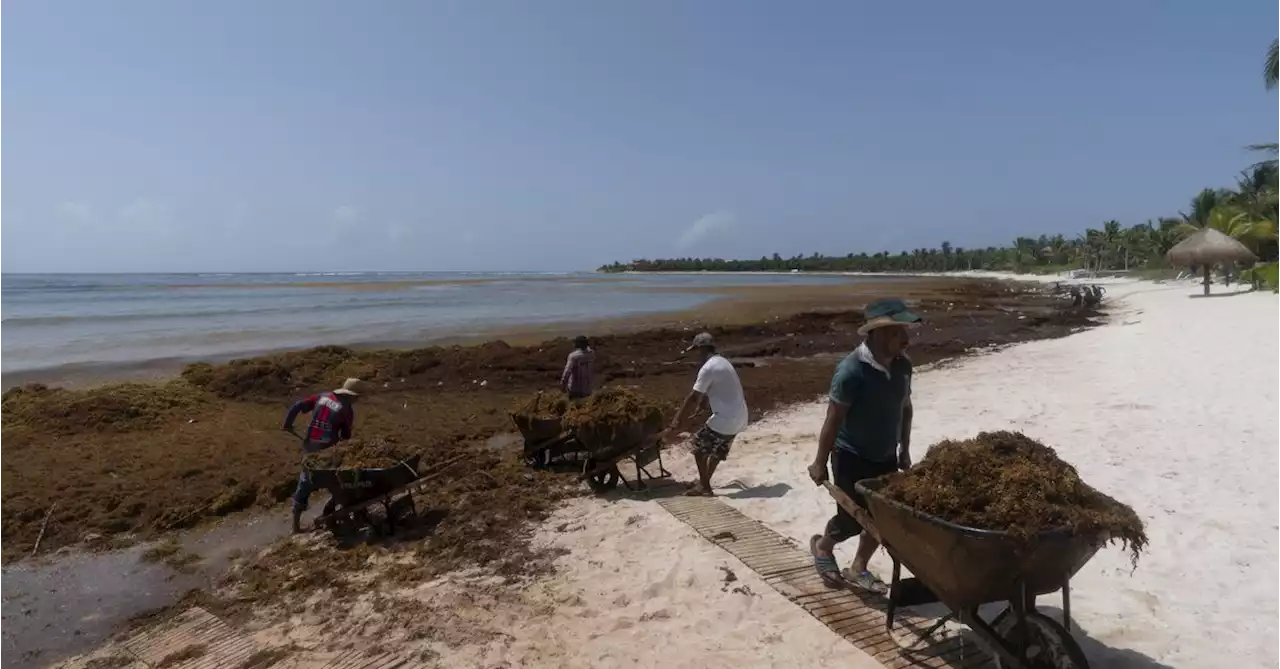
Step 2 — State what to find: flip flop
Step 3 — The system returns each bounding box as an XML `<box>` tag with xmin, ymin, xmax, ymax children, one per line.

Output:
<box><xmin>842</xmin><ymin>567</ymin><xmax>888</xmax><ymax>595</ymax></box>
<box><xmin>810</xmin><ymin>535</ymin><xmax>846</xmax><ymax>588</ymax></box>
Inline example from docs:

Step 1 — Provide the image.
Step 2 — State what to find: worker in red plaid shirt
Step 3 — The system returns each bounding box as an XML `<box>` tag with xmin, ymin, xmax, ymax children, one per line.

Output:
<box><xmin>281</xmin><ymin>377</ymin><xmax>362</xmax><ymax>533</ymax></box>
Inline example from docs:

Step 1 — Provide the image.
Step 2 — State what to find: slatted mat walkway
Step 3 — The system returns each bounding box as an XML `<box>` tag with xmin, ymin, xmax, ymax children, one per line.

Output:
<box><xmin>659</xmin><ymin>496</ymin><xmax>995</xmax><ymax>669</ymax></box>
<box><xmin>58</xmin><ymin>606</ymin><xmax>426</xmax><ymax>669</ymax></box>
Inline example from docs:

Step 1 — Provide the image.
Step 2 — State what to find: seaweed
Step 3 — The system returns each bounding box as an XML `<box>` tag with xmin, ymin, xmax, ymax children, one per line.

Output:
<box><xmin>880</xmin><ymin>431</ymin><xmax>1147</xmax><ymax>566</ymax></box>
<box><xmin>562</xmin><ymin>386</ymin><xmax>664</xmax><ymax>432</ymax></box>
<box><xmin>302</xmin><ymin>437</ymin><xmax>409</xmax><ymax>470</ymax></box>
<box><xmin>509</xmin><ymin>390</ymin><xmax>570</xmax><ymax>420</ymax></box>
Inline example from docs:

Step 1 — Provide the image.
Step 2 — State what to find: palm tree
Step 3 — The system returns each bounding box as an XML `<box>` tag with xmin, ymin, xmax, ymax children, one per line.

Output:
<box><xmin>1176</xmin><ymin>204</ymin><xmax>1277</xmax><ymax>254</ymax></box>
<box><xmin>1179</xmin><ymin>188</ymin><xmax>1232</xmax><ymax>228</ymax></box>
<box><xmin>1248</xmin><ymin>40</ymin><xmax>1280</xmax><ymax>168</ymax></box>
<box><xmin>1146</xmin><ymin>218</ymin><xmax>1186</xmax><ymax>262</ymax></box>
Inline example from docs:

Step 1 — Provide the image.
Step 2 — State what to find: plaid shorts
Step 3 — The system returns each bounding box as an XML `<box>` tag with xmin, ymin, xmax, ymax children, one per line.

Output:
<box><xmin>692</xmin><ymin>425</ymin><xmax>736</xmax><ymax>461</ymax></box>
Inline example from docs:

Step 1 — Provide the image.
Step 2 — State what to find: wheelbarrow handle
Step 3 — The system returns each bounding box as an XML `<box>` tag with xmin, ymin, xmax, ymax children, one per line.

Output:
<box><xmin>821</xmin><ymin>482</ymin><xmax>883</xmax><ymax>544</ymax></box>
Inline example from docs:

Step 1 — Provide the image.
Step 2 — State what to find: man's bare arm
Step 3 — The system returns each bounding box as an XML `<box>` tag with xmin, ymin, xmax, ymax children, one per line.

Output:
<box><xmin>809</xmin><ymin>400</ymin><xmax>850</xmax><ymax>483</ymax></box>
<box><xmin>666</xmin><ymin>390</ymin><xmax>706</xmax><ymax>435</ymax></box>
<box><xmin>898</xmin><ymin>397</ymin><xmax>913</xmax><ymax>468</ymax></box>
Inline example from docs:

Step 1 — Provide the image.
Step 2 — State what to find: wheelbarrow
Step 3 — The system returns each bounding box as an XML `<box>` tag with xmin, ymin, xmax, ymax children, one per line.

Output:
<box><xmin>510</xmin><ymin>413</ymin><xmax>588</xmax><ymax>468</ymax></box>
<box><xmin>306</xmin><ymin>454</ymin><xmax>423</xmax><ymax>537</ymax></box>
<box><xmin>574</xmin><ymin>417</ymin><xmax>671</xmax><ymax>493</ymax></box>
<box><xmin>840</xmin><ymin>478</ymin><xmax>1103</xmax><ymax>669</ymax></box>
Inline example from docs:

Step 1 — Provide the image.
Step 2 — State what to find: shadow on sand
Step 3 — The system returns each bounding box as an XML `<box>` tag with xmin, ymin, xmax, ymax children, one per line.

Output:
<box><xmin>724</xmin><ymin>482</ymin><xmax>793</xmax><ymax>499</ymax></box>
<box><xmin>1032</xmin><ymin>606</ymin><xmax>1174</xmax><ymax>669</ymax></box>
<box><xmin>1188</xmin><ymin>286</ymin><xmax>1258</xmax><ymax>298</ymax></box>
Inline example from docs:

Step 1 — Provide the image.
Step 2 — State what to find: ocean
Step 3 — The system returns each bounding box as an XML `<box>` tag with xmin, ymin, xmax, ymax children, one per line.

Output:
<box><xmin>0</xmin><ymin>272</ymin><xmax>877</xmax><ymax>378</ymax></box>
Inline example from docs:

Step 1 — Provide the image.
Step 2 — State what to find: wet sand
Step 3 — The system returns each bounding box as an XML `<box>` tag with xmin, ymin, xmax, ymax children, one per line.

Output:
<box><xmin>1</xmin><ymin>513</ymin><xmax>293</xmax><ymax>669</ymax></box>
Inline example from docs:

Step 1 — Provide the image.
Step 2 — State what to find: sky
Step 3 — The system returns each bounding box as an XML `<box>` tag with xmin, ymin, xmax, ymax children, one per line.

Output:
<box><xmin>2</xmin><ymin>1</ymin><xmax>1277</xmax><ymax>273</ymax></box>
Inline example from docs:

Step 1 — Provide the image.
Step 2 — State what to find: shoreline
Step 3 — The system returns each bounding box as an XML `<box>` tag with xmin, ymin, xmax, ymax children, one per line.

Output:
<box><xmin>2</xmin><ymin>275</ymin><xmax>1014</xmax><ymax>390</ymax></box>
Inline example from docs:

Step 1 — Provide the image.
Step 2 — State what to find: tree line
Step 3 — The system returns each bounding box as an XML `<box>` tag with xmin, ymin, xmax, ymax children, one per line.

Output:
<box><xmin>601</xmin><ymin>40</ymin><xmax>1279</xmax><ymax>279</ymax></box>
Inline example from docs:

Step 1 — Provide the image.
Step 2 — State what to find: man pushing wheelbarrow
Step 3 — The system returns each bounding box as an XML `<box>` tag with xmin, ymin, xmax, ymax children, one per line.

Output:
<box><xmin>281</xmin><ymin>377</ymin><xmax>363</xmax><ymax>533</ymax></box>
<box><xmin>807</xmin><ymin>298</ymin><xmax>920</xmax><ymax>592</ymax></box>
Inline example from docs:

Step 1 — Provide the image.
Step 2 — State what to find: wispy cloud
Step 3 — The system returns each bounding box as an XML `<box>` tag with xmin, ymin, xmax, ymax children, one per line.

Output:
<box><xmin>117</xmin><ymin>198</ymin><xmax>170</xmax><ymax>226</ymax></box>
<box><xmin>332</xmin><ymin>205</ymin><xmax>361</xmax><ymax>222</ymax></box>
<box><xmin>676</xmin><ymin>211</ymin><xmax>735</xmax><ymax>250</ymax></box>
<box><xmin>54</xmin><ymin>201</ymin><xmax>95</xmax><ymax>227</ymax></box>
<box><xmin>114</xmin><ymin>198</ymin><xmax>175</xmax><ymax>238</ymax></box>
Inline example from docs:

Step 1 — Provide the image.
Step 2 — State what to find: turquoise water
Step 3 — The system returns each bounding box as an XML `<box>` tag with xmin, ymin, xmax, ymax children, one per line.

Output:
<box><xmin>1</xmin><ymin>272</ymin><xmax>908</xmax><ymax>375</ymax></box>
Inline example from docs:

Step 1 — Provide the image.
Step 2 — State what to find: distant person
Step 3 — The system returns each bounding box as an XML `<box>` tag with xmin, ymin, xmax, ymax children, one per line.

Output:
<box><xmin>560</xmin><ymin>335</ymin><xmax>595</xmax><ymax>400</ymax></box>
<box><xmin>281</xmin><ymin>377</ymin><xmax>362</xmax><ymax>533</ymax></box>
<box><xmin>808</xmin><ymin>298</ymin><xmax>919</xmax><ymax>593</ymax></box>
<box><xmin>662</xmin><ymin>333</ymin><xmax>749</xmax><ymax>497</ymax></box>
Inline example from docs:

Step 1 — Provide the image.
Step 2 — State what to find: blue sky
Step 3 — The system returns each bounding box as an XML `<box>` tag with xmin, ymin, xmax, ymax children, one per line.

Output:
<box><xmin>2</xmin><ymin>1</ymin><xmax>1276</xmax><ymax>273</ymax></box>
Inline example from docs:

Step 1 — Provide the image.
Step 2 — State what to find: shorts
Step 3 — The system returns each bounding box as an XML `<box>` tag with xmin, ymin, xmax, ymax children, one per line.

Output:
<box><xmin>825</xmin><ymin>450</ymin><xmax>898</xmax><ymax>544</ymax></box>
<box><xmin>692</xmin><ymin>425</ymin><xmax>737</xmax><ymax>461</ymax></box>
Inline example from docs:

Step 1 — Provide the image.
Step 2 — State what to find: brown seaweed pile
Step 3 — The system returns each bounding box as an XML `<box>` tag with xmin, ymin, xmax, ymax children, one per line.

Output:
<box><xmin>509</xmin><ymin>390</ymin><xmax>570</xmax><ymax>420</ymax></box>
<box><xmin>302</xmin><ymin>437</ymin><xmax>410</xmax><ymax>470</ymax></box>
<box><xmin>880</xmin><ymin>431</ymin><xmax>1147</xmax><ymax>565</ymax></box>
<box><xmin>1</xmin><ymin>381</ymin><xmax>203</xmax><ymax>434</ymax></box>
<box><xmin>562</xmin><ymin>386</ymin><xmax>664</xmax><ymax>431</ymax></box>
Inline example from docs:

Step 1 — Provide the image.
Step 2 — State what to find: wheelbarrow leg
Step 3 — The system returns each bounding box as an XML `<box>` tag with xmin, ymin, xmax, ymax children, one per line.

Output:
<box><xmin>1062</xmin><ymin>578</ymin><xmax>1072</xmax><ymax>633</ymax></box>
<box><xmin>1013</xmin><ymin>580</ymin><xmax>1030</xmax><ymax>664</ymax></box>
<box><xmin>885</xmin><ymin>559</ymin><xmax>901</xmax><ymax>636</ymax></box>
<box><xmin>383</xmin><ymin>499</ymin><xmax>395</xmax><ymax>535</ymax></box>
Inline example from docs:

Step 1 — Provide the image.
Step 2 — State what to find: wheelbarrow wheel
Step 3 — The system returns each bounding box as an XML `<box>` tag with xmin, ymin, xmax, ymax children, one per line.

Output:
<box><xmin>992</xmin><ymin>609</ymin><xmax>1090</xmax><ymax>669</ymax></box>
<box><xmin>582</xmin><ymin>459</ymin><xmax>620</xmax><ymax>493</ymax></box>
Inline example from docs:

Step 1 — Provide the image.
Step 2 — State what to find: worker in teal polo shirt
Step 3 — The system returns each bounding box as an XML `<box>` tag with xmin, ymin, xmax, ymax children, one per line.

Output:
<box><xmin>808</xmin><ymin>298</ymin><xmax>921</xmax><ymax>592</ymax></box>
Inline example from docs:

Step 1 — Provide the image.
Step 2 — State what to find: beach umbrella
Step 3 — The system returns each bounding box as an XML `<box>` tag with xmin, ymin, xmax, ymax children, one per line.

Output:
<box><xmin>1165</xmin><ymin>228</ymin><xmax>1257</xmax><ymax>295</ymax></box>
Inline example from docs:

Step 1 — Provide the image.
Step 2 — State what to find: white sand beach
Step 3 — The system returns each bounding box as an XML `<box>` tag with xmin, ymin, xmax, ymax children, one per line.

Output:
<box><xmin>57</xmin><ymin>278</ymin><xmax>1279</xmax><ymax>668</ymax></box>
<box><xmin>419</xmin><ymin>278</ymin><xmax>1278</xmax><ymax>668</ymax></box>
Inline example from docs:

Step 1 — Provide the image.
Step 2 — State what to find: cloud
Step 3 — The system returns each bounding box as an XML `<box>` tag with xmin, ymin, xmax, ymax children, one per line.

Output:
<box><xmin>676</xmin><ymin>211</ymin><xmax>735</xmax><ymax>250</ymax></box>
<box><xmin>54</xmin><ymin>201</ymin><xmax>95</xmax><ymax>227</ymax></box>
<box><xmin>387</xmin><ymin>221</ymin><xmax>414</xmax><ymax>242</ymax></box>
<box><xmin>116</xmin><ymin>198</ymin><xmax>172</xmax><ymax>235</ymax></box>
<box><xmin>332</xmin><ymin>205</ymin><xmax>361</xmax><ymax>222</ymax></box>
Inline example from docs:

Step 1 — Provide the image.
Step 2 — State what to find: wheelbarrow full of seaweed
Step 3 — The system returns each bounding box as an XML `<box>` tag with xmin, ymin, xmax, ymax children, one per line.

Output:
<box><xmin>565</xmin><ymin>388</ymin><xmax>672</xmax><ymax>493</ymax></box>
<box><xmin>573</xmin><ymin>416</ymin><xmax>669</xmax><ymax>493</ymax></box>
<box><xmin>304</xmin><ymin>450</ymin><xmax>424</xmax><ymax>537</ymax></box>
<box><xmin>827</xmin><ymin>464</ymin><xmax>1140</xmax><ymax>669</ymax></box>
<box><xmin>509</xmin><ymin>391</ymin><xmax>588</xmax><ymax>469</ymax></box>
<box><xmin>818</xmin><ymin>433</ymin><xmax>1149</xmax><ymax>668</ymax></box>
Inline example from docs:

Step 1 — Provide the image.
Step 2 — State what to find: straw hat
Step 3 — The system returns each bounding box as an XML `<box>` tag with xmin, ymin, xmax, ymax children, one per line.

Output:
<box><xmin>333</xmin><ymin>378</ymin><xmax>363</xmax><ymax>396</ymax></box>
<box><xmin>857</xmin><ymin>298</ymin><xmax>923</xmax><ymax>336</ymax></box>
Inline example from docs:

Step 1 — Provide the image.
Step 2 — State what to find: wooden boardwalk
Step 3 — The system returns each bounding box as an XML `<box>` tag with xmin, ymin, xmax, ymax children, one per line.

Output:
<box><xmin>659</xmin><ymin>496</ymin><xmax>995</xmax><ymax>669</ymax></box>
<box><xmin>57</xmin><ymin>606</ymin><xmax>424</xmax><ymax>669</ymax></box>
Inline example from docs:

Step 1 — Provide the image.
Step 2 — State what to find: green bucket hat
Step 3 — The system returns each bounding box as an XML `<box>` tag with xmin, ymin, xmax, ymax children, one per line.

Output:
<box><xmin>857</xmin><ymin>298</ymin><xmax>923</xmax><ymax>336</ymax></box>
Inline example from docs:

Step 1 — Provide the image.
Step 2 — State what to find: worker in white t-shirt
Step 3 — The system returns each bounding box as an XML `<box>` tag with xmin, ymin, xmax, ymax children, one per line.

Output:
<box><xmin>660</xmin><ymin>332</ymin><xmax>749</xmax><ymax>496</ymax></box>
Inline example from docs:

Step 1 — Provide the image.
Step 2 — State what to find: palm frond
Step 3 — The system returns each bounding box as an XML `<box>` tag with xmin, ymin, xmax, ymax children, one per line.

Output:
<box><xmin>1267</xmin><ymin>38</ymin><xmax>1279</xmax><ymax>90</ymax></box>
<box><xmin>1173</xmin><ymin>222</ymin><xmax>1200</xmax><ymax>238</ymax></box>
<box><xmin>1247</xmin><ymin>142</ymin><xmax>1279</xmax><ymax>155</ymax></box>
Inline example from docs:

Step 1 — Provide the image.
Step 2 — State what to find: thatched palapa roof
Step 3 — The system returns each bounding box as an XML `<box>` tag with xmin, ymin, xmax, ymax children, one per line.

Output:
<box><xmin>1165</xmin><ymin>228</ymin><xmax>1257</xmax><ymax>266</ymax></box>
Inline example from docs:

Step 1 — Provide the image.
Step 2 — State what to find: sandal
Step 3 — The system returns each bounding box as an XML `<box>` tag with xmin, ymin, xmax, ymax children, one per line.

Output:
<box><xmin>842</xmin><ymin>567</ymin><xmax>888</xmax><ymax>595</ymax></box>
<box><xmin>810</xmin><ymin>535</ymin><xmax>847</xmax><ymax>588</ymax></box>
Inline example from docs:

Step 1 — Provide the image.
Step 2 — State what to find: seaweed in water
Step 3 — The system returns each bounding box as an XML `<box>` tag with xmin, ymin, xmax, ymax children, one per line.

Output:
<box><xmin>880</xmin><ymin>431</ymin><xmax>1147</xmax><ymax>566</ymax></box>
